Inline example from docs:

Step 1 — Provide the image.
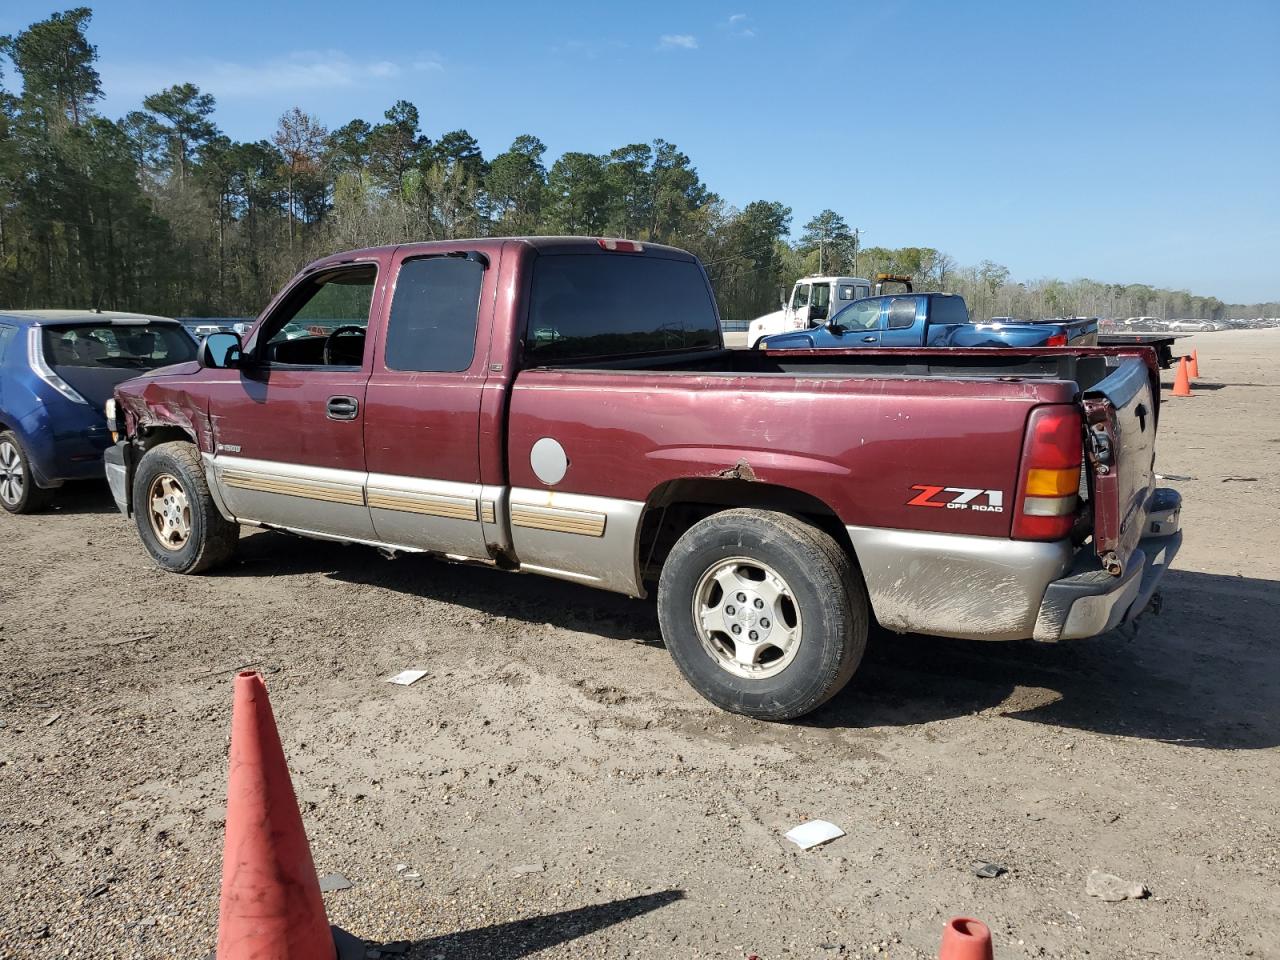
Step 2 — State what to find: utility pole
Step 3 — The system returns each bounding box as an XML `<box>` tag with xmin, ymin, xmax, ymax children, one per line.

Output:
<box><xmin>852</xmin><ymin>228</ymin><xmax>861</xmax><ymax>275</ymax></box>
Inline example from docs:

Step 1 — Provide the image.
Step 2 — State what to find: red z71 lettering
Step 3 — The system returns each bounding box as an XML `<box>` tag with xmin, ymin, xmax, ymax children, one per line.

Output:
<box><xmin>907</xmin><ymin>484</ymin><xmax>949</xmax><ymax>507</ymax></box>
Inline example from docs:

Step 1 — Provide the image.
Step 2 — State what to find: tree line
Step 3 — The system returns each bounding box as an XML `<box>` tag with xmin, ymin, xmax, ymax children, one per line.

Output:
<box><xmin>2</xmin><ymin>9</ymin><xmax>1275</xmax><ymax>324</ymax></box>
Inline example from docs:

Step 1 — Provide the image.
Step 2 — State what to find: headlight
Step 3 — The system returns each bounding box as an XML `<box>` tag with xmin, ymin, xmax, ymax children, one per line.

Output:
<box><xmin>104</xmin><ymin>399</ymin><xmax>119</xmax><ymax>442</ymax></box>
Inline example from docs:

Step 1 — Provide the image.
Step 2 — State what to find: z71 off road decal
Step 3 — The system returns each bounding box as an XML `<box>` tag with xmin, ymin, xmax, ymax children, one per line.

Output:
<box><xmin>907</xmin><ymin>485</ymin><xmax>1005</xmax><ymax>513</ymax></box>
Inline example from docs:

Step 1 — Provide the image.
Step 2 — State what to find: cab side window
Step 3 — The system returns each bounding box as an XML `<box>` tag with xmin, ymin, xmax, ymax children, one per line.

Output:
<box><xmin>259</xmin><ymin>265</ymin><xmax>377</xmax><ymax>367</ymax></box>
<box><xmin>384</xmin><ymin>257</ymin><xmax>485</xmax><ymax>373</ymax></box>
<box><xmin>887</xmin><ymin>297</ymin><xmax>919</xmax><ymax>330</ymax></box>
<box><xmin>791</xmin><ymin>284</ymin><xmax>810</xmax><ymax>308</ymax></box>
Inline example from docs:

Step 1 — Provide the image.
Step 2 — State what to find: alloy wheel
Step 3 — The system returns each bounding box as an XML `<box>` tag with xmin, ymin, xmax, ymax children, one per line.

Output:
<box><xmin>147</xmin><ymin>473</ymin><xmax>192</xmax><ymax>550</ymax></box>
<box><xmin>692</xmin><ymin>556</ymin><xmax>803</xmax><ymax>680</ymax></box>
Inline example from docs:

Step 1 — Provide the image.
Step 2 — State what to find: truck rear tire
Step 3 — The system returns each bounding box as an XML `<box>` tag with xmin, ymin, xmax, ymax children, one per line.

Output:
<box><xmin>132</xmin><ymin>441</ymin><xmax>238</xmax><ymax>574</ymax></box>
<box><xmin>657</xmin><ymin>508</ymin><xmax>867</xmax><ymax>721</ymax></box>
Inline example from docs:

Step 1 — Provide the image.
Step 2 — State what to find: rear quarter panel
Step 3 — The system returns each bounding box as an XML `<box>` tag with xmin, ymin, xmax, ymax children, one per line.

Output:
<box><xmin>507</xmin><ymin>369</ymin><xmax>1077</xmax><ymax>537</ymax></box>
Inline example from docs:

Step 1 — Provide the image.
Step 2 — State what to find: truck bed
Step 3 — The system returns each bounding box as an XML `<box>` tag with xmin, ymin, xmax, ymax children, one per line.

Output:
<box><xmin>535</xmin><ymin>344</ymin><xmax>1158</xmax><ymax>397</ymax></box>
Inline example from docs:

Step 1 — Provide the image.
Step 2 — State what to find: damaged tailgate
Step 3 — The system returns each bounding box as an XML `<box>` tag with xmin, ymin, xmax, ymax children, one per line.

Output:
<box><xmin>1081</xmin><ymin>357</ymin><xmax>1159</xmax><ymax>576</ymax></box>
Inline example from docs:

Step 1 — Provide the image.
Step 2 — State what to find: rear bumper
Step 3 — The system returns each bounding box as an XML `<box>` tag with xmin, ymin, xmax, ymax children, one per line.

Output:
<box><xmin>845</xmin><ymin>487</ymin><xmax>1182</xmax><ymax>643</ymax></box>
<box><xmin>1033</xmin><ymin>489</ymin><xmax>1182</xmax><ymax>641</ymax></box>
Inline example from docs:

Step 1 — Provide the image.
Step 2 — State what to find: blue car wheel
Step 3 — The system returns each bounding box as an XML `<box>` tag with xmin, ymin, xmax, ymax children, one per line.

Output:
<box><xmin>0</xmin><ymin>430</ymin><xmax>52</xmax><ymax>514</ymax></box>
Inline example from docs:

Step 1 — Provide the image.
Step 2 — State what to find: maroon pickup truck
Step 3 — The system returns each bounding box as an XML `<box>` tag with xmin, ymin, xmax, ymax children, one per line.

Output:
<box><xmin>104</xmin><ymin>237</ymin><xmax>1182</xmax><ymax>720</ymax></box>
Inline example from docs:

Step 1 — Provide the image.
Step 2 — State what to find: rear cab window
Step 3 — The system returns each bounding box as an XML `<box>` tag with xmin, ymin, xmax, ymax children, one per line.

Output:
<box><xmin>41</xmin><ymin>322</ymin><xmax>197</xmax><ymax>370</ymax></box>
<box><xmin>929</xmin><ymin>295</ymin><xmax>970</xmax><ymax>325</ymax></box>
<box><xmin>385</xmin><ymin>257</ymin><xmax>485</xmax><ymax>372</ymax></box>
<box><xmin>525</xmin><ymin>253</ymin><xmax>719</xmax><ymax>364</ymax></box>
<box><xmin>886</xmin><ymin>298</ymin><xmax>920</xmax><ymax>330</ymax></box>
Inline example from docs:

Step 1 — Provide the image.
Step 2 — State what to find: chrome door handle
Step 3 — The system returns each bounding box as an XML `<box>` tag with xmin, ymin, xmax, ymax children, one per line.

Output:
<box><xmin>861</xmin><ymin>336</ymin><xmax>878</xmax><ymax>343</ymax></box>
<box><xmin>326</xmin><ymin>396</ymin><xmax>359</xmax><ymax>421</ymax></box>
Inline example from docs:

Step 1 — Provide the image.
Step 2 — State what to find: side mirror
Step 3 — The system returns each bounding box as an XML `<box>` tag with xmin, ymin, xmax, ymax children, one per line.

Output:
<box><xmin>198</xmin><ymin>332</ymin><xmax>242</xmax><ymax>369</ymax></box>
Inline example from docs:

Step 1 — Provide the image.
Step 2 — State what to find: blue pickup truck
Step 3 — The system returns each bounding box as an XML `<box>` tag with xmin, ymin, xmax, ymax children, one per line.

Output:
<box><xmin>756</xmin><ymin>293</ymin><xmax>1099</xmax><ymax>350</ymax></box>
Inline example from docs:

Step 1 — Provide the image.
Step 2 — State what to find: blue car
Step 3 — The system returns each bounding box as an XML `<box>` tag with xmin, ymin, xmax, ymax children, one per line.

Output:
<box><xmin>0</xmin><ymin>311</ymin><xmax>198</xmax><ymax>513</ymax></box>
<box><xmin>756</xmin><ymin>293</ymin><xmax>1099</xmax><ymax>350</ymax></box>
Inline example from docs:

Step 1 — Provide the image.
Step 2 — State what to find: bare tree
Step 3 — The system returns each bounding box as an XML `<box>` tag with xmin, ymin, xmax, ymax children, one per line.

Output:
<box><xmin>273</xmin><ymin>107</ymin><xmax>327</xmax><ymax>251</ymax></box>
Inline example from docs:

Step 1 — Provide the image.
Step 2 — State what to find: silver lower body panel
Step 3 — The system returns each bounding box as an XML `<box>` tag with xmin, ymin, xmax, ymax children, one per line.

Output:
<box><xmin>845</xmin><ymin>525</ymin><xmax>1074</xmax><ymax>641</ymax></box>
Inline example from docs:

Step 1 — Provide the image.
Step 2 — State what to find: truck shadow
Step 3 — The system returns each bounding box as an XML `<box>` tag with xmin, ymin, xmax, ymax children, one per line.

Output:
<box><xmin>228</xmin><ymin>529</ymin><xmax>664</xmax><ymax>646</ymax></box>
<box><xmin>228</xmin><ymin>534</ymin><xmax>1278</xmax><ymax>750</ymax></box>
<box><xmin>811</xmin><ymin>568</ymin><xmax>1280</xmax><ymax>750</ymax></box>
<box><xmin>364</xmin><ymin>890</ymin><xmax>683</xmax><ymax>959</ymax></box>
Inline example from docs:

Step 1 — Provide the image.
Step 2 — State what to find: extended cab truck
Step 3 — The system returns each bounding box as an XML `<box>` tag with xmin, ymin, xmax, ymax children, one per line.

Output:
<box><xmin>759</xmin><ymin>294</ymin><xmax>1100</xmax><ymax>350</ymax></box>
<box><xmin>104</xmin><ymin>237</ymin><xmax>1183</xmax><ymax>721</ymax></box>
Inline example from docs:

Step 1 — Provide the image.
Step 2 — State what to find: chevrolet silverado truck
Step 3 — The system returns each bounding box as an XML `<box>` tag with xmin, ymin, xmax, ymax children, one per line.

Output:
<box><xmin>758</xmin><ymin>293</ymin><xmax>1100</xmax><ymax>350</ymax></box>
<box><xmin>104</xmin><ymin>237</ymin><xmax>1183</xmax><ymax>721</ymax></box>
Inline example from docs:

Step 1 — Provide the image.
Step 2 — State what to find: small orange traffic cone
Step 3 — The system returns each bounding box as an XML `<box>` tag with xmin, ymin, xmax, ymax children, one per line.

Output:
<box><xmin>1188</xmin><ymin>349</ymin><xmax>1200</xmax><ymax>378</ymax></box>
<box><xmin>215</xmin><ymin>672</ymin><xmax>361</xmax><ymax>959</ymax></box>
<box><xmin>938</xmin><ymin>917</ymin><xmax>994</xmax><ymax>960</ymax></box>
<box><xmin>1171</xmin><ymin>357</ymin><xmax>1193</xmax><ymax>397</ymax></box>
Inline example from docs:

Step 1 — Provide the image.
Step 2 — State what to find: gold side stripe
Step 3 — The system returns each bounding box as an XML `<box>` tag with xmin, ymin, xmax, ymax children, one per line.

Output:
<box><xmin>367</xmin><ymin>490</ymin><xmax>479</xmax><ymax>521</ymax></box>
<box><xmin>480</xmin><ymin>501</ymin><xmax>496</xmax><ymax>524</ymax></box>
<box><xmin>511</xmin><ymin>504</ymin><xmax>607</xmax><ymax>538</ymax></box>
<box><xmin>222</xmin><ymin>472</ymin><xmax>365</xmax><ymax>506</ymax></box>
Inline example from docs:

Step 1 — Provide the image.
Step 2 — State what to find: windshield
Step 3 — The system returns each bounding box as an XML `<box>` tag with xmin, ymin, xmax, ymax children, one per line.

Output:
<box><xmin>42</xmin><ymin>323</ymin><xmax>197</xmax><ymax>370</ymax></box>
<box><xmin>526</xmin><ymin>253</ymin><xmax>720</xmax><ymax>363</ymax></box>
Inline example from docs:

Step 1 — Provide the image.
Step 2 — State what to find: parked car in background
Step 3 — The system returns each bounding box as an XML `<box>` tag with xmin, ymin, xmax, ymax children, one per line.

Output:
<box><xmin>105</xmin><ymin>237</ymin><xmax>1181</xmax><ymax>721</ymax></box>
<box><xmin>0</xmin><ymin>310</ymin><xmax>196</xmax><ymax>513</ymax></box>
<box><xmin>1166</xmin><ymin>318</ymin><xmax>1216</xmax><ymax>332</ymax></box>
<box><xmin>756</xmin><ymin>294</ymin><xmax>1099</xmax><ymax>350</ymax></box>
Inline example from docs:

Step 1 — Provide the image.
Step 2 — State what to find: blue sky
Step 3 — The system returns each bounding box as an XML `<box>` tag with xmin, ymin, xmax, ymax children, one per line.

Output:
<box><xmin>4</xmin><ymin>0</ymin><xmax>1279</xmax><ymax>302</ymax></box>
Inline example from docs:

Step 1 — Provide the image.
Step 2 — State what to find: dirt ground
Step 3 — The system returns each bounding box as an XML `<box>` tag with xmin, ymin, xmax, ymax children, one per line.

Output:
<box><xmin>1</xmin><ymin>330</ymin><xmax>1277</xmax><ymax>960</ymax></box>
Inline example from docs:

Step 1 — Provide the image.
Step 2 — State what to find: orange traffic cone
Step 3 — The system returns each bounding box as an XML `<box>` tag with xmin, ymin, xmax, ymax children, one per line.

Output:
<box><xmin>1188</xmin><ymin>349</ymin><xmax>1200</xmax><ymax>378</ymax></box>
<box><xmin>215</xmin><ymin>671</ymin><xmax>361</xmax><ymax>959</ymax></box>
<box><xmin>938</xmin><ymin>917</ymin><xmax>994</xmax><ymax>960</ymax></box>
<box><xmin>1171</xmin><ymin>357</ymin><xmax>1193</xmax><ymax>397</ymax></box>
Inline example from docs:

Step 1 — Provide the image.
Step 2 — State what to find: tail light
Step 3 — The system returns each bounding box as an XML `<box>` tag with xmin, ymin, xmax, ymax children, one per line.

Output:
<box><xmin>1012</xmin><ymin>405</ymin><xmax>1082</xmax><ymax>540</ymax></box>
<box><xmin>1045</xmin><ymin>332</ymin><xmax>1068</xmax><ymax>346</ymax></box>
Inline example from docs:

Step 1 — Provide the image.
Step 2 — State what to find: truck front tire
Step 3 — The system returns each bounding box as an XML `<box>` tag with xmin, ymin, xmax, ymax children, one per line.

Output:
<box><xmin>132</xmin><ymin>441</ymin><xmax>238</xmax><ymax>574</ymax></box>
<box><xmin>657</xmin><ymin>508</ymin><xmax>868</xmax><ymax>721</ymax></box>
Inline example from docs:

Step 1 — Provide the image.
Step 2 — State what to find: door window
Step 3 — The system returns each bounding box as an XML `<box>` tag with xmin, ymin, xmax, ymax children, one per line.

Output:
<box><xmin>259</xmin><ymin>265</ymin><xmax>377</xmax><ymax>367</ymax></box>
<box><xmin>809</xmin><ymin>283</ymin><xmax>831</xmax><ymax>321</ymax></box>
<box><xmin>791</xmin><ymin>284</ymin><xmax>811</xmax><ymax>309</ymax></box>
<box><xmin>385</xmin><ymin>257</ymin><xmax>485</xmax><ymax>372</ymax></box>
<box><xmin>836</xmin><ymin>298</ymin><xmax>883</xmax><ymax>330</ymax></box>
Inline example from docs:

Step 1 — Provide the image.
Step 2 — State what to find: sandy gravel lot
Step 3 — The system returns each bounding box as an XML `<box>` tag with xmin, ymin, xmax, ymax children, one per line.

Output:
<box><xmin>1</xmin><ymin>330</ymin><xmax>1277</xmax><ymax>959</ymax></box>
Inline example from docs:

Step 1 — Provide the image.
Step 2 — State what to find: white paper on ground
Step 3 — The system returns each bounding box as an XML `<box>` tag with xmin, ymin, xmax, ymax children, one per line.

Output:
<box><xmin>385</xmin><ymin>669</ymin><xmax>428</xmax><ymax>686</ymax></box>
<box><xmin>784</xmin><ymin>819</ymin><xmax>845</xmax><ymax>849</ymax></box>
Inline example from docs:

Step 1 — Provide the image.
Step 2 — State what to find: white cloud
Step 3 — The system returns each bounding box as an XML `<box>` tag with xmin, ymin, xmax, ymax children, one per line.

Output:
<box><xmin>658</xmin><ymin>34</ymin><xmax>699</xmax><ymax>50</ymax></box>
<box><xmin>726</xmin><ymin>13</ymin><xmax>756</xmax><ymax>37</ymax></box>
<box><xmin>100</xmin><ymin>50</ymin><xmax>438</xmax><ymax>100</ymax></box>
